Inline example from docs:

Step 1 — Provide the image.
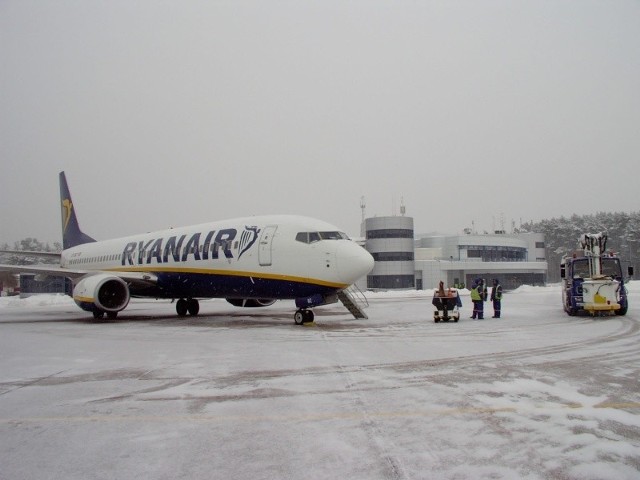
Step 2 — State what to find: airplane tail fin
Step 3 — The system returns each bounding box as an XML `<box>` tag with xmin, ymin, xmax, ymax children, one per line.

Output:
<box><xmin>59</xmin><ymin>171</ymin><xmax>96</xmax><ymax>249</ymax></box>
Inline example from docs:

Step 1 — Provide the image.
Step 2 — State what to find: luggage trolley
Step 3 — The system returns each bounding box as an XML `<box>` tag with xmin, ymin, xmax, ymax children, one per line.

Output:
<box><xmin>432</xmin><ymin>282</ymin><xmax>462</xmax><ymax>323</ymax></box>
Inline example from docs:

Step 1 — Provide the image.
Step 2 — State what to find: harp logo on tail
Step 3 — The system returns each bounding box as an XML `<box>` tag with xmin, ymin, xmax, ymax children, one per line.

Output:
<box><xmin>62</xmin><ymin>199</ymin><xmax>73</xmax><ymax>232</ymax></box>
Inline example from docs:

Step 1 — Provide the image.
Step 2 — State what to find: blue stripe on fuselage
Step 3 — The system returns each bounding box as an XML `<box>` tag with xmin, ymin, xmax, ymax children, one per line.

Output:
<box><xmin>129</xmin><ymin>271</ymin><xmax>342</xmax><ymax>300</ymax></box>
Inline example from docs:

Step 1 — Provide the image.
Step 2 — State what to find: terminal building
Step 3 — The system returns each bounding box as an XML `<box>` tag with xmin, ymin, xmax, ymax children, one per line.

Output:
<box><xmin>361</xmin><ymin>214</ymin><xmax>547</xmax><ymax>291</ymax></box>
<box><xmin>413</xmin><ymin>231</ymin><xmax>547</xmax><ymax>290</ymax></box>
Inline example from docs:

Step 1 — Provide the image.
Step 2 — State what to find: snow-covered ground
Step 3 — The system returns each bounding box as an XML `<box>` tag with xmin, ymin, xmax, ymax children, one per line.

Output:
<box><xmin>1</xmin><ymin>283</ymin><xmax>639</xmax><ymax>480</ymax></box>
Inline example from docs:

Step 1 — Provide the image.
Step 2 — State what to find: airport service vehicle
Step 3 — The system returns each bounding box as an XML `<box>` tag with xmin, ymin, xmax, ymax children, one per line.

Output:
<box><xmin>431</xmin><ymin>289</ymin><xmax>461</xmax><ymax>323</ymax></box>
<box><xmin>560</xmin><ymin>233</ymin><xmax>633</xmax><ymax>316</ymax></box>
<box><xmin>431</xmin><ymin>281</ymin><xmax>461</xmax><ymax>323</ymax></box>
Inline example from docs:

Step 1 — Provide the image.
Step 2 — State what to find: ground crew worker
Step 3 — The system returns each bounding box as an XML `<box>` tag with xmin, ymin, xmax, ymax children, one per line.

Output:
<box><xmin>491</xmin><ymin>279</ymin><xmax>503</xmax><ymax>318</ymax></box>
<box><xmin>470</xmin><ymin>278</ymin><xmax>486</xmax><ymax>319</ymax></box>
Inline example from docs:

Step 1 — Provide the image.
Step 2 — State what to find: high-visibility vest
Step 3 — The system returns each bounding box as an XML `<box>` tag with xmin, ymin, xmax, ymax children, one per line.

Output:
<box><xmin>470</xmin><ymin>287</ymin><xmax>481</xmax><ymax>301</ymax></box>
<box><xmin>493</xmin><ymin>285</ymin><xmax>503</xmax><ymax>300</ymax></box>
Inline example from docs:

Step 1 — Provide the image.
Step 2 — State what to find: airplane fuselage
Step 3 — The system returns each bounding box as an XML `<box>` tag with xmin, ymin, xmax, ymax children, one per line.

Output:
<box><xmin>61</xmin><ymin>215</ymin><xmax>373</xmax><ymax>301</ymax></box>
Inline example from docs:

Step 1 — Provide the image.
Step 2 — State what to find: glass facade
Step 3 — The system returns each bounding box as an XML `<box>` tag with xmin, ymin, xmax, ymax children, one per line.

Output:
<box><xmin>464</xmin><ymin>245</ymin><xmax>527</xmax><ymax>262</ymax></box>
<box><xmin>367</xmin><ymin>275</ymin><xmax>415</xmax><ymax>289</ymax></box>
<box><xmin>371</xmin><ymin>252</ymin><xmax>414</xmax><ymax>261</ymax></box>
<box><xmin>367</xmin><ymin>229</ymin><xmax>414</xmax><ymax>239</ymax></box>
<box><xmin>20</xmin><ymin>274</ymin><xmax>72</xmax><ymax>296</ymax></box>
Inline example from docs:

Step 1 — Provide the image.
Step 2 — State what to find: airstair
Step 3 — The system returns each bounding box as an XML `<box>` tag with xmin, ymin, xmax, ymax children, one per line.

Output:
<box><xmin>337</xmin><ymin>285</ymin><xmax>369</xmax><ymax>319</ymax></box>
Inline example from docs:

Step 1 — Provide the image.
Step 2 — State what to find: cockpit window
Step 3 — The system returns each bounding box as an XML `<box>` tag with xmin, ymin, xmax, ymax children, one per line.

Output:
<box><xmin>295</xmin><ymin>231</ymin><xmax>349</xmax><ymax>243</ymax></box>
<box><xmin>319</xmin><ymin>231</ymin><xmax>348</xmax><ymax>240</ymax></box>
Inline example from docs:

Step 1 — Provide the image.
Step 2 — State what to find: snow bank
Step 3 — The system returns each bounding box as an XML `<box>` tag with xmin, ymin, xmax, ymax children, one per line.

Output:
<box><xmin>0</xmin><ymin>293</ymin><xmax>75</xmax><ymax>309</ymax></box>
<box><xmin>510</xmin><ymin>284</ymin><xmax>558</xmax><ymax>294</ymax></box>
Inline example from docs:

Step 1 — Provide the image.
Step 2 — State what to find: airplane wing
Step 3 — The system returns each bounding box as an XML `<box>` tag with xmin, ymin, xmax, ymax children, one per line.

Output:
<box><xmin>0</xmin><ymin>263</ymin><xmax>157</xmax><ymax>285</ymax></box>
<box><xmin>0</xmin><ymin>249</ymin><xmax>62</xmax><ymax>259</ymax></box>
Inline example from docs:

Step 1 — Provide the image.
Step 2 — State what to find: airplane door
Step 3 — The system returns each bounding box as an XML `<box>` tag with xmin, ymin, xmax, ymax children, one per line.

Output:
<box><xmin>259</xmin><ymin>225</ymin><xmax>277</xmax><ymax>266</ymax></box>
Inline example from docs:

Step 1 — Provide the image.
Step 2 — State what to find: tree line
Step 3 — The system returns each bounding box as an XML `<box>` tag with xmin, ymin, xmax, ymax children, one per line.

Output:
<box><xmin>0</xmin><ymin>238</ymin><xmax>61</xmax><ymax>265</ymax></box>
<box><xmin>0</xmin><ymin>239</ymin><xmax>61</xmax><ymax>288</ymax></box>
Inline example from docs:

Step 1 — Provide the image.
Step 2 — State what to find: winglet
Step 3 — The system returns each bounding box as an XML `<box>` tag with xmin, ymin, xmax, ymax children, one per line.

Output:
<box><xmin>59</xmin><ymin>171</ymin><xmax>96</xmax><ymax>249</ymax></box>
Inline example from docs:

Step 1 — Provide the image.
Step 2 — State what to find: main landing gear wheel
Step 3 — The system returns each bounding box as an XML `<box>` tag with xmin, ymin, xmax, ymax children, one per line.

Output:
<box><xmin>176</xmin><ymin>298</ymin><xmax>200</xmax><ymax>316</ymax></box>
<box><xmin>294</xmin><ymin>309</ymin><xmax>314</xmax><ymax>325</ymax></box>
<box><xmin>187</xmin><ymin>298</ymin><xmax>200</xmax><ymax>316</ymax></box>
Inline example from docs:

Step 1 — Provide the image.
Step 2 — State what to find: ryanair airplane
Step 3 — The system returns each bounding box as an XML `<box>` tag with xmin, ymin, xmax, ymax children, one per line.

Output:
<box><xmin>0</xmin><ymin>172</ymin><xmax>374</xmax><ymax>324</ymax></box>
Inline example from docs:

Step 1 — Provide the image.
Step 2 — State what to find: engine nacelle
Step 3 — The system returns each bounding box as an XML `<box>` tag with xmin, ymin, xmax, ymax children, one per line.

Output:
<box><xmin>226</xmin><ymin>298</ymin><xmax>276</xmax><ymax>308</ymax></box>
<box><xmin>73</xmin><ymin>274</ymin><xmax>130</xmax><ymax>313</ymax></box>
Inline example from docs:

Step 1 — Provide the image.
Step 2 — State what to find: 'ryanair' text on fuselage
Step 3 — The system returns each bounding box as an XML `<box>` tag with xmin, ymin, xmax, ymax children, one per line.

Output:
<box><xmin>121</xmin><ymin>226</ymin><xmax>261</xmax><ymax>266</ymax></box>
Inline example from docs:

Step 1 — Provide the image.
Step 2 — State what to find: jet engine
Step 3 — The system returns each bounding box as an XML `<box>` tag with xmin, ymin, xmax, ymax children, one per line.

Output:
<box><xmin>73</xmin><ymin>274</ymin><xmax>130</xmax><ymax>314</ymax></box>
<box><xmin>226</xmin><ymin>298</ymin><xmax>276</xmax><ymax>308</ymax></box>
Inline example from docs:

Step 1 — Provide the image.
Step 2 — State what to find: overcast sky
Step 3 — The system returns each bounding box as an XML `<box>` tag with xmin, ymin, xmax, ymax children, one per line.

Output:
<box><xmin>1</xmin><ymin>0</ymin><xmax>639</xmax><ymax>246</ymax></box>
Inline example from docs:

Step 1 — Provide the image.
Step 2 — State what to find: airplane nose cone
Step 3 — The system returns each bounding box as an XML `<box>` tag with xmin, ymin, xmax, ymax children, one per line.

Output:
<box><xmin>336</xmin><ymin>241</ymin><xmax>374</xmax><ymax>284</ymax></box>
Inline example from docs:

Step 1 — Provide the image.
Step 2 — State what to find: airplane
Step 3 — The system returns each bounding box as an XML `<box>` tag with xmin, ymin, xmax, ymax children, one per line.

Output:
<box><xmin>0</xmin><ymin>172</ymin><xmax>374</xmax><ymax>324</ymax></box>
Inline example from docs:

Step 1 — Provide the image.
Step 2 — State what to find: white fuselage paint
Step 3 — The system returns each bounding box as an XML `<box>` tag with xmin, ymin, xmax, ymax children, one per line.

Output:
<box><xmin>61</xmin><ymin>215</ymin><xmax>374</xmax><ymax>298</ymax></box>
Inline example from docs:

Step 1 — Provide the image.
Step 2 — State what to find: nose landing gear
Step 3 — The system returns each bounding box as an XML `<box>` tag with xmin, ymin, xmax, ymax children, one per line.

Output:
<box><xmin>294</xmin><ymin>309</ymin><xmax>314</xmax><ymax>325</ymax></box>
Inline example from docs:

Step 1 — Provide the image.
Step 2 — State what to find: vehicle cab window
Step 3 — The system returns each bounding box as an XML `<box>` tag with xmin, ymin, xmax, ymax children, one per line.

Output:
<box><xmin>573</xmin><ymin>260</ymin><xmax>590</xmax><ymax>278</ymax></box>
<box><xmin>601</xmin><ymin>258</ymin><xmax>622</xmax><ymax>278</ymax></box>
